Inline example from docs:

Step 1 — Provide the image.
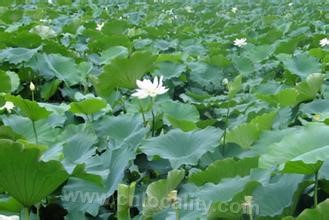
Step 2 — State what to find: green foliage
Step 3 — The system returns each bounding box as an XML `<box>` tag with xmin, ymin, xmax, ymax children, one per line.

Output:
<box><xmin>189</xmin><ymin>157</ymin><xmax>258</xmax><ymax>186</ymax></box>
<box><xmin>0</xmin><ymin>1</ymin><xmax>328</xmax><ymax>219</ymax></box>
<box><xmin>277</xmin><ymin>53</ymin><xmax>321</xmax><ymax>79</ymax></box>
<box><xmin>295</xmin><ymin>199</ymin><xmax>329</xmax><ymax>219</ymax></box>
<box><xmin>6</xmin><ymin>95</ymin><xmax>51</xmax><ymax>121</ymax></box>
<box><xmin>143</xmin><ymin>170</ymin><xmax>184</xmax><ymax>218</ymax></box>
<box><xmin>0</xmin><ymin>139</ymin><xmax>68</xmax><ymax>207</ymax></box>
<box><xmin>96</xmin><ymin>51</ymin><xmax>156</xmax><ymax>97</ymax></box>
<box><xmin>117</xmin><ymin>182</ymin><xmax>136</xmax><ymax>220</ymax></box>
<box><xmin>141</xmin><ymin>127</ymin><xmax>222</xmax><ymax>168</ymax></box>
<box><xmin>259</xmin><ymin>124</ymin><xmax>329</xmax><ymax>171</ymax></box>
<box><xmin>69</xmin><ymin>98</ymin><xmax>107</xmax><ymax>115</ymax></box>
<box><xmin>226</xmin><ymin>112</ymin><xmax>276</xmax><ymax>149</ymax></box>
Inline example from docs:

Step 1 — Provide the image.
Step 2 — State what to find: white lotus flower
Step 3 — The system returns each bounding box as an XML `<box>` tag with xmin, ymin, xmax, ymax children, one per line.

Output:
<box><xmin>132</xmin><ymin>76</ymin><xmax>168</xmax><ymax>99</ymax></box>
<box><xmin>185</xmin><ymin>6</ymin><xmax>193</xmax><ymax>13</ymax></box>
<box><xmin>30</xmin><ymin>25</ymin><xmax>56</xmax><ymax>39</ymax></box>
<box><xmin>96</xmin><ymin>22</ymin><xmax>105</xmax><ymax>31</ymax></box>
<box><xmin>288</xmin><ymin>3</ymin><xmax>293</xmax><ymax>6</ymax></box>
<box><xmin>30</xmin><ymin>82</ymin><xmax>35</xmax><ymax>91</ymax></box>
<box><xmin>0</xmin><ymin>215</ymin><xmax>19</xmax><ymax>220</ymax></box>
<box><xmin>222</xmin><ymin>78</ymin><xmax>229</xmax><ymax>85</ymax></box>
<box><xmin>233</xmin><ymin>38</ymin><xmax>247</xmax><ymax>47</ymax></box>
<box><xmin>48</xmin><ymin>0</ymin><xmax>53</xmax><ymax>4</ymax></box>
<box><xmin>242</xmin><ymin>195</ymin><xmax>253</xmax><ymax>213</ymax></box>
<box><xmin>320</xmin><ymin>38</ymin><xmax>329</xmax><ymax>47</ymax></box>
<box><xmin>231</xmin><ymin>7</ymin><xmax>238</xmax><ymax>13</ymax></box>
<box><xmin>0</xmin><ymin>101</ymin><xmax>15</xmax><ymax>113</ymax></box>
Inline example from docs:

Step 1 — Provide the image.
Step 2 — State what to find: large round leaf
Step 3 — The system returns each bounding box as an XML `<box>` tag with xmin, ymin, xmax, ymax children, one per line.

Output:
<box><xmin>154</xmin><ymin>61</ymin><xmax>186</xmax><ymax>79</ymax></box>
<box><xmin>95</xmin><ymin>51</ymin><xmax>156</xmax><ymax>96</ymax></box>
<box><xmin>158</xmin><ymin>100</ymin><xmax>199</xmax><ymax>131</ymax></box>
<box><xmin>6</xmin><ymin>95</ymin><xmax>51</xmax><ymax>121</ymax></box>
<box><xmin>0</xmin><ymin>70</ymin><xmax>11</xmax><ymax>93</ymax></box>
<box><xmin>0</xmin><ymin>47</ymin><xmax>39</xmax><ymax>64</ymax></box>
<box><xmin>227</xmin><ymin>112</ymin><xmax>276</xmax><ymax>149</ymax></box>
<box><xmin>140</xmin><ymin>127</ymin><xmax>222</xmax><ymax>169</ymax></box>
<box><xmin>69</xmin><ymin>98</ymin><xmax>107</xmax><ymax>115</ymax></box>
<box><xmin>295</xmin><ymin>199</ymin><xmax>329</xmax><ymax>220</ymax></box>
<box><xmin>189</xmin><ymin>157</ymin><xmax>258</xmax><ymax>186</ymax></box>
<box><xmin>99</xmin><ymin>46</ymin><xmax>128</xmax><ymax>65</ymax></box>
<box><xmin>252</xmin><ymin>174</ymin><xmax>305</xmax><ymax>217</ymax></box>
<box><xmin>143</xmin><ymin>170</ymin><xmax>184</xmax><ymax>218</ymax></box>
<box><xmin>259</xmin><ymin>123</ymin><xmax>329</xmax><ymax>172</ymax></box>
<box><xmin>27</xmin><ymin>53</ymin><xmax>83</xmax><ymax>86</ymax></box>
<box><xmin>276</xmin><ymin>53</ymin><xmax>321</xmax><ymax>79</ymax></box>
<box><xmin>0</xmin><ymin>139</ymin><xmax>69</xmax><ymax>207</ymax></box>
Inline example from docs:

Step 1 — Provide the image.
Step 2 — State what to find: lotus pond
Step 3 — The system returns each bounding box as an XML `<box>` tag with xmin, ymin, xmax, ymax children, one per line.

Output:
<box><xmin>1</xmin><ymin>0</ymin><xmax>329</xmax><ymax>219</ymax></box>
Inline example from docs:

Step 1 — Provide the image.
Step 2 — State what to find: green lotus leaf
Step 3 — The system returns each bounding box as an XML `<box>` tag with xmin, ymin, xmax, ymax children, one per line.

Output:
<box><xmin>242</xmin><ymin>44</ymin><xmax>274</xmax><ymax>63</ymax></box>
<box><xmin>0</xmin><ymin>139</ymin><xmax>69</xmax><ymax>207</ymax></box>
<box><xmin>69</xmin><ymin>98</ymin><xmax>107</xmax><ymax>115</ymax></box>
<box><xmin>99</xmin><ymin>46</ymin><xmax>129</xmax><ymax>65</ymax></box>
<box><xmin>158</xmin><ymin>100</ymin><xmax>199</xmax><ymax>131</ymax></box>
<box><xmin>117</xmin><ymin>182</ymin><xmax>136</xmax><ymax>220</ymax></box>
<box><xmin>189</xmin><ymin>157</ymin><xmax>258</xmax><ymax>186</ymax></box>
<box><xmin>40</xmin><ymin>79</ymin><xmax>61</xmax><ymax>100</ymax></box>
<box><xmin>231</xmin><ymin>56</ymin><xmax>254</xmax><ymax>75</ymax></box>
<box><xmin>259</xmin><ymin>123</ymin><xmax>329</xmax><ymax>172</ymax></box>
<box><xmin>154</xmin><ymin>61</ymin><xmax>186</xmax><ymax>79</ymax></box>
<box><xmin>0</xmin><ymin>47</ymin><xmax>39</xmax><ymax>64</ymax></box>
<box><xmin>140</xmin><ymin>127</ymin><xmax>222</xmax><ymax>168</ymax></box>
<box><xmin>2</xmin><ymin>115</ymin><xmax>60</xmax><ymax>145</ymax></box>
<box><xmin>143</xmin><ymin>170</ymin><xmax>185</xmax><ymax>218</ymax></box>
<box><xmin>189</xmin><ymin>176</ymin><xmax>251</xmax><ymax>203</ymax></box>
<box><xmin>95</xmin><ymin>51</ymin><xmax>156</xmax><ymax>97</ymax></box>
<box><xmin>188</xmin><ymin>62</ymin><xmax>223</xmax><ymax>88</ymax></box>
<box><xmin>295</xmin><ymin>199</ymin><xmax>329</xmax><ymax>220</ymax></box>
<box><xmin>228</xmin><ymin>74</ymin><xmax>242</xmax><ymax>99</ymax></box>
<box><xmin>295</xmin><ymin>73</ymin><xmax>324</xmax><ymax>102</ymax></box>
<box><xmin>227</xmin><ymin>112</ymin><xmax>276</xmax><ymax>149</ymax></box>
<box><xmin>5</xmin><ymin>95</ymin><xmax>51</xmax><ymax>121</ymax></box>
<box><xmin>27</xmin><ymin>53</ymin><xmax>83</xmax><ymax>86</ymax></box>
<box><xmin>0</xmin><ymin>70</ymin><xmax>11</xmax><ymax>93</ymax></box>
<box><xmin>276</xmin><ymin>53</ymin><xmax>321</xmax><ymax>79</ymax></box>
<box><xmin>252</xmin><ymin>174</ymin><xmax>305</xmax><ymax>217</ymax></box>
<box><xmin>0</xmin><ymin>196</ymin><xmax>23</xmax><ymax>213</ymax></box>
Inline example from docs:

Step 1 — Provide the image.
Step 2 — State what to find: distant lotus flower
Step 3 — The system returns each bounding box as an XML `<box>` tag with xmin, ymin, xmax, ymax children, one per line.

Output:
<box><xmin>242</xmin><ymin>195</ymin><xmax>253</xmax><ymax>213</ymax></box>
<box><xmin>313</xmin><ymin>114</ymin><xmax>321</xmax><ymax>121</ymax></box>
<box><xmin>48</xmin><ymin>0</ymin><xmax>53</xmax><ymax>4</ymax></box>
<box><xmin>231</xmin><ymin>7</ymin><xmax>238</xmax><ymax>13</ymax></box>
<box><xmin>0</xmin><ymin>215</ymin><xmax>19</xmax><ymax>220</ymax></box>
<box><xmin>320</xmin><ymin>38</ymin><xmax>329</xmax><ymax>47</ymax></box>
<box><xmin>30</xmin><ymin>82</ymin><xmax>36</xmax><ymax>91</ymax></box>
<box><xmin>234</xmin><ymin>38</ymin><xmax>247</xmax><ymax>47</ymax></box>
<box><xmin>288</xmin><ymin>2</ymin><xmax>293</xmax><ymax>6</ymax></box>
<box><xmin>0</xmin><ymin>101</ymin><xmax>14</xmax><ymax>113</ymax></box>
<box><xmin>184</xmin><ymin>6</ymin><xmax>193</xmax><ymax>13</ymax></box>
<box><xmin>30</xmin><ymin>25</ymin><xmax>56</xmax><ymax>39</ymax></box>
<box><xmin>167</xmin><ymin>190</ymin><xmax>178</xmax><ymax>203</ymax></box>
<box><xmin>96</xmin><ymin>22</ymin><xmax>105</xmax><ymax>31</ymax></box>
<box><xmin>132</xmin><ymin>76</ymin><xmax>168</xmax><ymax>99</ymax></box>
<box><xmin>222</xmin><ymin>78</ymin><xmax>229</xmax><ymax>85</ymax></box>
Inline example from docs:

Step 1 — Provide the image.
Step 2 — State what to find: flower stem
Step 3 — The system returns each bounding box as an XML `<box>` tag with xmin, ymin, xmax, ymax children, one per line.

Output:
<box><xmin>175</xmin><ymin>206</ymin><xmax>180</xmax><ymax>220</ymax></box>
<box><xmin>222</xmin><ymin>107</ymin><xmax>230</xmax><ymax>155</ymax></box>
<box><xmin>249</xmin><ymin>207</ymin><xmax>253</xmax><ymax>220</ymax></box>
<box><xmin>151</xmin><ymin>109</ymin><xmax>155</xmax><ymax>137</ymax></box>
<box><xmin>151</xmin><ymin>98</ymin><xmax>156</xmax><ymax>136</ymax></box>
<box><xmin>314</xmin><ymin>171</ymin><xmax>319</xmax><ymax>208</ymax></box>
<box><xmin>25</xmin><ymin>207</ymin><xmax>30</xmax><ymax>220</ymax></box>
<box><xmin>32</xmin><ymin>120</ymin><xmax>38</xmax><ymax>144</ymax></box>
<box><xmin>138</xmin><ymin>101</ymin><xmax>147</xmax><ymax>126</ymax></box>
